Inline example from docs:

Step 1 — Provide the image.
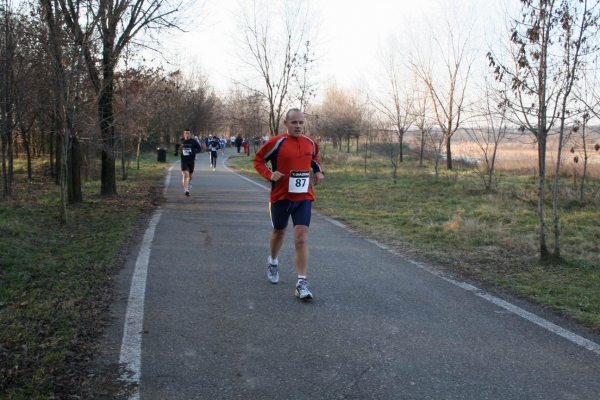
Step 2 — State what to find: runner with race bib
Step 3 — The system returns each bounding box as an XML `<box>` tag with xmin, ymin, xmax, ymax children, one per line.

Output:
<box><xmin>254</xmin><ymin>108</ymin><xmax>325</xmax><ymax>300</ymax></box>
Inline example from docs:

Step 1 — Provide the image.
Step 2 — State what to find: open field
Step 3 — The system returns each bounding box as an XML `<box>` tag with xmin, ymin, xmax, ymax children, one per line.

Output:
<box><xmin>451</xmin><ymin>135</ymin><xmax>600</xmax><ymax>179</ymax></box>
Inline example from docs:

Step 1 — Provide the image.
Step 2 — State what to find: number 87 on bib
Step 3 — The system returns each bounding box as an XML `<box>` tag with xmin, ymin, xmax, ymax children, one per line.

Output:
<box><xmin>288</xmin><ymin>170</ymin><xmax>310</xmax><ymax>193</ymax></box>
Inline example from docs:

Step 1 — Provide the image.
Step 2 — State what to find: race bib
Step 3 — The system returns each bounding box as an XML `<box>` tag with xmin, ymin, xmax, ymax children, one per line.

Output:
<box><xmin>288</xmin><ymin>170</ymin><xmax>310</xmax><ymax>193</ymax></box>
<box><xmin>182</xmin><ymin>148</ymin><xmax>192</xmax><ymax>156</ymax></box>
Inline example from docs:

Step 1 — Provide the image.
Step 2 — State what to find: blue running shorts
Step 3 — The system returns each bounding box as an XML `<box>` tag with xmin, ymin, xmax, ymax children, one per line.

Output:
<box><xmin>269</xmin><ymin>199</ymin><xmax>312</xmax><ymax>230</ymax></box>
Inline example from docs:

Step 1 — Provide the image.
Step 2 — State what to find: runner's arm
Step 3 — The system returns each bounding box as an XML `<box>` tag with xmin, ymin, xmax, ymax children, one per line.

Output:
<box><xmin>253</xmin><ymin>144</ymin><xmax>276</xmax><ymax>181</ymax></box>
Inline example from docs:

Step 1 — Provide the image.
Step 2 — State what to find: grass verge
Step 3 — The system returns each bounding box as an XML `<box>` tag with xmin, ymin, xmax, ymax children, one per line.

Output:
<box><xmin>0</xmin><ymin>152</ymin><xmax>167</xmax><ymax>399</ymax></box>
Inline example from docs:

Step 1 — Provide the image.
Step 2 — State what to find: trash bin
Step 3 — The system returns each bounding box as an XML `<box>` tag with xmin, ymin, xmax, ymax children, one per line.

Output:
<box><xmin>157</xmin><ymin>147</ymin><xmax>167</xmax><ymax>162</ymax></box>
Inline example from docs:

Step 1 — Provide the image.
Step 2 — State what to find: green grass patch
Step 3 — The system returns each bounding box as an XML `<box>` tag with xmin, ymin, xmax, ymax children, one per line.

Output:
<box><xmin>0</xmin><ymin>152</ymin><xmax>167</xmax><ymax>399</ymax></box>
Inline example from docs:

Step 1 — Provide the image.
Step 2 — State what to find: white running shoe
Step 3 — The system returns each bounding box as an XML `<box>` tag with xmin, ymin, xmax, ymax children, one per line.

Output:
<box><xmin>295</xmin><ymin>279</ymin><xmax>313</xmax><ymax>300</ymax></box>
<box><xmin>267</xmin><ymin>261</ymin><xmax>279</xmax><ymax>284</ymax></box>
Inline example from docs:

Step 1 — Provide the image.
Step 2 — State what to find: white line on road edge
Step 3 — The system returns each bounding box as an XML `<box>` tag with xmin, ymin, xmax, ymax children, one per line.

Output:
<box><xmin>432</xmin><ymin>272</ymin><xmax>600</xmax><ymax>354</ymax></box>
<box><xmin>326</xmin><ymin>218</ymin><xmax>600</xmax><ymax>355</ymax></box>
<box><xmin>224</xmin><ymin>161</ymin><xmax>600</xmax><ymax>354</ymax></box>
<box><xmin>119</xmin><ymin>165</ymin><xmax>172</xmax><ymax>399</ymax></box>
<box><xmin>475</xmin><ymin>289</ymin><xmax>600</xmax><ymax>354</ymax></box>
<box><xmin>119</xmin><ymin>211</ymin><xmax>161</xmax><ymax>400</ymax></box>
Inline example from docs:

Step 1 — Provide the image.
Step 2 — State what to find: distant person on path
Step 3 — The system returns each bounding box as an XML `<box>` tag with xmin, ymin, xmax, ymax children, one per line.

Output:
<box><xmin>219</xmin><ymin>136</ymin><xmax>227</xmax><ymax>155</ymax></box>
<box><xmin>208</xmin><ymin>136</ymin><xmax>221</xmax><ymax>171</ymax></box>
<box><xmin>194</xmin><ymin>135</ymin><xmax>202</xmax><ymax>160</ymax></box>
<box><xmin>253</xmin><ymin>108</ymin><xmax>325</xmax><ymax>300</ymax></box>
<box><xmin>235</xmin><ymin>135</ymin><xmax>243</xmax><ymax>153</ymax></box>
<box><xmin>231</xmin><ymin>135</ymin><xmax>236</xmax><ymax>148</ymax></box>
<box><xmin>178</xmin><ymin>129</ymin><xmax>202</xmax><ymax>197</ymax></box>
<box><xmin>204</xmin><ymin>135</ymin><xmax>212</xmax><ymax>159</ymax></box>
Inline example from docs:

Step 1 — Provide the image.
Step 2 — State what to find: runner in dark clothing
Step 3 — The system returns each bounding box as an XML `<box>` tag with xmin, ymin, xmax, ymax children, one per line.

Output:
<box><xmin>204</xmin><ymin>135</ymin><xmax>212</xmax><ymax>160</ymax></box>
<box><xmin>179</xmin><ymin>129</ymin><xmax>202</xmax><ymax>196</ymax></box>
<box><xmin>208</xmin><ymin>136</ymin><xmax>221</xmax><ymax>171</ymax></box>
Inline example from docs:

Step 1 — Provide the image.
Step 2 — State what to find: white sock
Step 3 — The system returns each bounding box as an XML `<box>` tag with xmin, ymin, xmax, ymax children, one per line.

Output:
<box><xmin>297</xmin><ymin>275</ymin><xmax>307</xmax><ymax>283</ymax></box>
<box><xmin>268</xmin><ymin>256</ymin><xmax>278</xmax><ymax>265</ymax></box>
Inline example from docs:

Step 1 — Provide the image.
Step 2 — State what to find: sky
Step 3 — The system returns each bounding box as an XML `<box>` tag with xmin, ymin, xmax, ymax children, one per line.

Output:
<box><xmin>158</xmin><ymin>0</ymin><xmax>501</xmax><ymax>94</ymax></box>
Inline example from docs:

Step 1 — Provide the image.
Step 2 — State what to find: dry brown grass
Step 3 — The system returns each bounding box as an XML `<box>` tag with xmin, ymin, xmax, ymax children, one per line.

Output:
<box><xmin>453</xmin><ymin>137</ymin><xmax>600</xmax><ymax>179</ymax></box>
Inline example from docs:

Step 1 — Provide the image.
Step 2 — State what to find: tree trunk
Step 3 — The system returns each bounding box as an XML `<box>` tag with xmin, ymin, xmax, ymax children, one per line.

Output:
<box><xmin>136</xmin><ymin>136</ymin><xmax>141</xmax><ymax>170</ymax></box>
<box><xmin>537</xmin><ymin>1</ymin><xmax>551</xmax><ymax>261</ymax></box>
<box><xmin>121</xmin><ymin>135</ymin><xmax>128</xmax><ymax>181</ymax></box>
<box><xmin>59</xmin><ymin>129</ymin><xmax>68</xmax><ymax>224</ymax></box>
<box><xmin>419</xmin><ymin>129</ymin><xmax>425</xmax><ymax>166</ymax></box>
<box><xmin>68</xmin><ymin>134</ymin><xmax>83</xmax><ymax>203</ymax></box>
<box><xmin>488</xmin><ymin>142</ymin><xmax>498</xmax><ymax>190</ymax></box>
<box><xmin>580</xmin><ymin>134</ymin><xmax>588</xmax><ymax>203</ymax></box>
<box><xmin>552</xmin><ymin>118</ymin><xmax>566</xmax><ymax>259</ymax></box>
<box><xmin>445</xmin><ymin>133</ymin><xmax>453</xmax><ymax>170</ymax></box>
<box><xmin>23</xmin><ymin>128</ymin><xmax>32</xmax><ymax>181</ymax></box>
<box><xmin>99</xmin><ymin>77</ymin><xmax>117</xmax><ymax>196</ymax></box>
<box><xmin>8</xmin><ymin>125</ymin><xmax>13</xmax><ymax>191</ymax></box>
<box><xmin>55</xmin><ymin>129</ymin><xmax>62</xmax><ymax>185</ymax></box>
<box><xmin>1</xmin><ymin>129</ymin><xmax>7</xmax><ymax>196</ymax></box>
<box><xmin>399</xmin><ymin>130</ymin><xmax>404</xmax><ymax>162</ymax></box>
<box><xmin>1</xmin><ymin>5</ymin><xmax>14</xmax><ymax>197</ymax></box>
<box><xmin>49</xmin><ymin>128</ymin><xmax>55</xmax><ymax>181</ymax></box>
<box><xmin>537</xmin><ymin>131</ymin><xmax>550</xmax><ymax>260</ymax></box>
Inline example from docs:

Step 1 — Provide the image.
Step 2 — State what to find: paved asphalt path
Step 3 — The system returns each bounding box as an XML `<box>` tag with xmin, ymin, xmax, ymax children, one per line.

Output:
<box><xmin>103</xmin><ymin>151</ymin><xmax>600</xmax><ymax>400</ymax></box>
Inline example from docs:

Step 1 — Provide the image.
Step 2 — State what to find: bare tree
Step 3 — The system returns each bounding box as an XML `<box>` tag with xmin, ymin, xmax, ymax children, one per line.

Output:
<box><xmin>572</xmin><ymin>48</ymin><xmax>600</xmax><ymax>202</ymax></box>
<box><xmin>13</xmin><ymin>8</ymin><xmax>52</xmax><ymax>183</ymax></box>
<box><xmin>360</xmin><ymin>98</ymin><xmax>378</xmax><ymax>173</ymax></box>
<box><xmin>411</xmin><ymin>86</ymin><xmax>434</xmax><ymax>167</ymax></box>
<box><xmin>410</xmin><ymin>13</ymin><xmax>476</xmax><ymax>170</ymax></box>
<box><xmin>39</xmin><ymin>0</ymin><xmax>86</xmax><ymax>221</ymax></box>
<box><xmin>549</xmin><ymin>0</ymin><xmax>599</xmax><ymax>258</ymax></box>
<box><xmin>113</xmin><ymin>63</ymin><xmax>161</xmax><ymax>173</ymax></box>
<box><xmin>488</xmin><ymin>0</ymin><xmax>600</xmax><ymax>260</ymax></box>
<box><xmin>291</xmin><ymin>39</ymin><xmax>317</xmax><ymax>111</ymax></box>
<box><xmin>56</xmin><ymin>0</ymin><xmax>192</xmax><ymax>196</ymax></box>
<box><xmin>222</xmin><ymin>85</ymin><xmax>268</xmax><ymax>156</ymax></box>
<box><xmin>148</xmin><ymin>69</ymin><xmax>188</xmax><ymax>150</ymax></box>
<box><xmin>463</xmin><ymin>78</ymin><xmax>511</xmax><ymax>190</ymax></box>
<box><xmin>234</xmin><ymin>0</ymin><xmax>316</xmax><ymax>135</ymax></box>
<box><xmin>0</xmin><ymin>0</ymin><xmax>17</xmax><ymax>197</ymax></box>
<box><xmin>568</xmin><ymin>115</ymin><xmax>599</xmax><ymax>202</ymax></box>
<box><xmin>314</xmin><ymin>84</ymin><xmax>363</xmax><ymax>153</ymax></box>
<box><xmin>374</xmin><ymin>35</ymin><xmax>416</xmax><ymax>164</ymax></box>
<box><xmin>425</xmin><ymin>127</ymin><xmax>446</xmax><ymax>181</ymax></box>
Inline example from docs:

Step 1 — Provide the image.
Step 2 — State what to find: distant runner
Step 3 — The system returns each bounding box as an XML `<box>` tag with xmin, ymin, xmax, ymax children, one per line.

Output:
<box><xmin>219</xmin><ymin>137</ymin><xmax>227</xmax><ymax>155</ymax></box>
<box><xmin>177</xmin><ymin>129</ymin><xmax>202</xmax><ymax>197</ymax></box>
<box><xmin>208</xmin><ymin>136</ymin><xmax>221</xmax><ymax>171</ymax></box>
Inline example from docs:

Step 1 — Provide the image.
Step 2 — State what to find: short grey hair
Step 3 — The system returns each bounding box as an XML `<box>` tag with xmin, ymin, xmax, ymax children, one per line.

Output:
<box><xmin>285</xmin><ymin>108</ymin><xmax>303</xmax><ymax>120</ymax></box>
